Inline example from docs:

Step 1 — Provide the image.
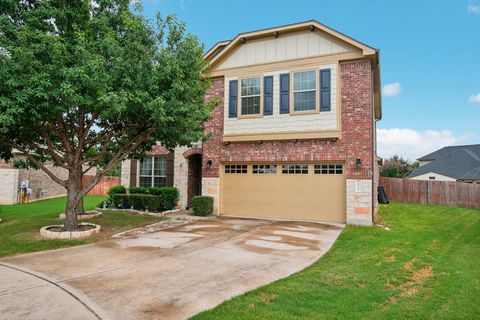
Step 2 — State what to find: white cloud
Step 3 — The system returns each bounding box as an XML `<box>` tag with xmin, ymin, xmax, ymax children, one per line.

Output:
<box><xmin>468</xmin><ymin>4</ymin><xmax>480</xmax><ymax>14</ymax></box>
<box><xmin>377</xmin><ymin>128</ymin><xmax>473</xmax><ymax>161</ymax></box>
<box><xmin>468</xmin><ymin>93</ymin><xmax>480</xmax><ymax>103</ymax></box>
<box><xmin>382</xmin><ymin>82</ymin><xmax>401</xmax><ymax>97</ymax></box>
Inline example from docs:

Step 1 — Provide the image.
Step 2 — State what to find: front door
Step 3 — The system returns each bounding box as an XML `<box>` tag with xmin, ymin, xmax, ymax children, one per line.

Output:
<box><xmin>187</xmin><ymin>154</ymin><xmax>202</xmax><ymax>208</ymax></box>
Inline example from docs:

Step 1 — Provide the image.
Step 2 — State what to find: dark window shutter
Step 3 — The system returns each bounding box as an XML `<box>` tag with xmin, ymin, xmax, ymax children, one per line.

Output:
<box><xmin>320</xmin><ymin>69</ymin><xmax>331</xmax><ymax>111</ymax></box>
<box><xmin>280</xmin><ymin>73</ymin><xmax>290</xmax><ymax>114</ymax></box>
<box><xmin>166</xmin><ymin>152</ymin><xmax>174</xmax><ymax>187</ymax></box>
<box><xmin>263</xmin><ymin>76</ymin><xmax>273</xmax><ymax>115</ymax></box>
<box><xmin>228</xmin><ymin>80</ymin><xmax>238</xmax><ymax>118</ymax></box>
<box><xmin>129</xmin><ymin>160</ymin><xmax>138</xmax><ymax>187</ymax></box>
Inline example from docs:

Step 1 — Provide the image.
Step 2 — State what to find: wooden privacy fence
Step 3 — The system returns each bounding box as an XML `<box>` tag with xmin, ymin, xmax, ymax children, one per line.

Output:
<box><xmin>379</xmin><ymin>177</ymin><xmax>480</xmax><ymax>209</ymax></box>
<box><xmin>82</xmin><ymin>175</ymin><xmax>121</xmax><ymax>196</ymax></box>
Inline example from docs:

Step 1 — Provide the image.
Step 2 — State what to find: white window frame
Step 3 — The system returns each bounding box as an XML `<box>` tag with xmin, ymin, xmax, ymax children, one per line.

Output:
<box><xmin>239</xmin><ymin>76</ymin><xmax>262</xmax><ymax>117</ymax></box>
<box><xmin>139</xmin><ymin>156</ymin><xmax>167</xmax><ymax>187</ymax></box>
<box><xmin>291</xmin><ymin>69</ymin><xmax>318</xmax><ymax>114</ymax></box>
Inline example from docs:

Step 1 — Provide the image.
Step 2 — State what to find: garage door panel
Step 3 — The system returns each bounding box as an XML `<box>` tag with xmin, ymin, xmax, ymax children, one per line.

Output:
<box><xmin>221</xmin><ymin>163</ymin><xmax>345</xmax><ymax>222</ymax></box>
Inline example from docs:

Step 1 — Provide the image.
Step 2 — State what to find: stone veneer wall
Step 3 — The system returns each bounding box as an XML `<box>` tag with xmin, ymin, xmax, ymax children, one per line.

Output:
<box><xmin>0</xmin><ymin>168</ymin><xmax>19</xmax><ymax>204</ymax></box>
<box><xmin>173</xmin><ymin>146</ymin><xmax>189</xmax><ymax>209</ymax></box>
<box><xmin>202</xmin><ymin>60</ymin><xmax>376</xmax><ymax>224</ymax></box>
<box><xmin>120</xmin><ymin>160</ymin><xmax>131</xmax><ymax>187</ymax></box>
<box><xmin>346</xmin><ymin>179</ymin><xmax>373</xmax><ymax>226</ymax></box>
<box><xmin>121</xmin><ymin>146</ymin><xmax>192</xmax><ymax>209</ymax></box>
<box><xmin>201</xmin><ymin>177</ymin><xmax>220</xmax><ymax>213</ymax></box>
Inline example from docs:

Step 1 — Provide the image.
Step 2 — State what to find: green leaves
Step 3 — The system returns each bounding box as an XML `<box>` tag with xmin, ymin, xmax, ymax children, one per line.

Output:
<box><xmin>0</xmin><ymin>0</ymin><xmax>212</xmax><ymax>172</ymax></box>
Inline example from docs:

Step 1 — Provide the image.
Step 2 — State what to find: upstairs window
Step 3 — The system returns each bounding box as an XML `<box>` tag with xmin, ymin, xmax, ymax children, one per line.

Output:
<box><xmin>139</xmin><ymin>156</ymin><xmax>166</xmax><ymax>187</ymax></box>
<box><xmin>240</xmin><ymin>77</ymin><xmax>261</xmax><ymax>115</ymax></box>
<box><xmin>293</xmin><ymin>70</ymin><xmax>316</xmax><ymax>112</ymax></box>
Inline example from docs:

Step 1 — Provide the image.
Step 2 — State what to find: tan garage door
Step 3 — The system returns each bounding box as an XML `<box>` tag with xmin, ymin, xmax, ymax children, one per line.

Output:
<box><xmin>220</xmin><ymin>163</ymin><xmax>346</xmax><ymax>222</ymax></box>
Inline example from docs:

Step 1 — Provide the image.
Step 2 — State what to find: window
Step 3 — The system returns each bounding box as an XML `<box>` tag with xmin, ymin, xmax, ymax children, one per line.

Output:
<box><xmin>253</xmin><ymin>164</ymin><xmax>277</xmax><ymax>174</ymax></box>
<box><xmin>314</xmin><ymin>164</ymin><xmax>343</xmax><ymax>175</ymax></box>
<box><xmin>282</xmin><ymin>164</ymin><xmax>308</xmax><ymax>174</ymax></box>
<box><xmin>225</xmin><ymin>164</ymin><xmax>247</xmax><ymax>174</ymax></box>
<box><xmin>139</xmin><ymin>156</ymin><xmax>167</xmax><ymax>187</ymax></box>
<box><xmin>293</xmin><ymin>70</ymin><xmax>316</xmax><ymax>112</ymax></box>
<box><xmin>240</xmin><ymin>77</ymin><xmax>261</xmax><ymax>115</ymax></box>
<box><xmin>429</xmin><ymin>176</ymin><xmax>436</xmax><ymax>180</ymax></box>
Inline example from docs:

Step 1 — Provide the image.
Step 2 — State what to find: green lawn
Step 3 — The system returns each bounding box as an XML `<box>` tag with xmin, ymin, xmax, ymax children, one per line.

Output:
<box><xmin>0</xmin><ymin>196</ymin><xmax>166</xmax><ymax>257</ymax></box>
<box><xmin>192</xmin><ymin>203</ymin><xmax>480</xmax><ymax>320</ymax></box>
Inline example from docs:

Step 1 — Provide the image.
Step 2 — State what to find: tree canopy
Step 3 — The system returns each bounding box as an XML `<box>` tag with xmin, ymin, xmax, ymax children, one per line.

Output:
<box><xmin>0</xmin><ymin>0</ymin><xmax>214</xmax><ymax>229</ymax></box>
<box><xmin>380</xmin><ymin>155</ymin><xmax>419</xmax><ymax>178</ymax></box>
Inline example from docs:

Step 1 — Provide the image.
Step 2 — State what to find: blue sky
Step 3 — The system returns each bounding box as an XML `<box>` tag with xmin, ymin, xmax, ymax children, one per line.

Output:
<box><xmin>140</xmin><ymin>0</ymin><xmax>480</xmax><ymax>160</ymax></box>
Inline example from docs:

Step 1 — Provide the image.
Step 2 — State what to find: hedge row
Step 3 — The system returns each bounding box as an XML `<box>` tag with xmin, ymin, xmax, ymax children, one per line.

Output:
<box><xmin>112</xmin><ymin>194</ymin><xmax>161</xmax><ymax>211</ymax></box>
<box><xmin>128</xmin><ymin>187</ymin><xmax>179</xmax><ymax>210</ymax></box>
<box><xmin>105</xmin><ymin>185</ymin><xmax>179</xmax><ymax>211</ymax></box>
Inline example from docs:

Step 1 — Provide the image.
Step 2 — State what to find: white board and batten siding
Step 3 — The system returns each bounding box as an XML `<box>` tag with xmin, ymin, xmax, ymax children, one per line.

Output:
<box><xmin>223</xmin><ymin>64</ymin><xmax>338</xmax><ymax>136</ymax></box>
<box><xmin>216</xmin><ymin>30</ymin><xmax>352</xmax><ymax>70</ymax></box>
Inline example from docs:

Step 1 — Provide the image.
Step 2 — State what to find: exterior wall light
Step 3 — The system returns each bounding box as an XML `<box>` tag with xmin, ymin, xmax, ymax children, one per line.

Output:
<box><xmin>206</xmin><ymin>160</ymin><xmax>213</xmax><ymax>168</ymax></box>
<box><xmin>355</xmin><ymin>158</ymin><xmax>362</xmax><ymax>169</ymax></box>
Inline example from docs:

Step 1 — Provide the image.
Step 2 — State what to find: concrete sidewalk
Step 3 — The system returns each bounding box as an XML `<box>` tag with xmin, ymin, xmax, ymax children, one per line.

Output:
<box><xmin>0</xmin><ymin>218</ymin><xmax>343</xmax><ymax>320</ymax></box>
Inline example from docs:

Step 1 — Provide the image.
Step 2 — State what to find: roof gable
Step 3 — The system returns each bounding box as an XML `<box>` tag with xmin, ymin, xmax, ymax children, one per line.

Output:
<box><xmin>207</xmin><ymin>20</ymin><xmax>377</xmax><ymax>70</ymax></box>
<box><xmin>215</xmin><ymin>29</ymin><xmax>356</xmax><ymax>70</ymax></box>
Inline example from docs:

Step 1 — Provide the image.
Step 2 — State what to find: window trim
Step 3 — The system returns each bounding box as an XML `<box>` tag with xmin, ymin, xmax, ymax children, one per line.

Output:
<box><xmin>290</xmin><ymin>68</ymin><xmax>320</xmax><ymax>115</ymax></box>
<box><xmin>138</xmin><ymin>156</ymin><xmax>167</xmax><ymax>187</ymax></box>
<box><xmin>281</xmin><ymin>164</ymin><xmax>309</xmax><ymax>175</ymax></box>
<box><xmin>252</xmin><ymin>164</ymin><xmax>277</xmax><ymax>174</ymax></box>
<box><xmin>224</xmin><ymin>164</ymin><xmax>248</xmax><ymax>174</ymax></box>
<box><xmin>237</xmin><ymin>75</ymin><xmax>263</xmax><ymax>119</ymax></box>
<box><xmin>313</xmin><ymin>163</ymin><xmax>344</xmax><ymax>175</ymax></box>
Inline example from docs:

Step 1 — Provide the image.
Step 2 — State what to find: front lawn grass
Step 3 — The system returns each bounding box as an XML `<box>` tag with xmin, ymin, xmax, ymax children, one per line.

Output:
<box><xmin>0</xmin><ymin>196</ymin><xmax>166</xmax><ymax>257</ymax></box>
<box><xmin>192</xmin><ymin>202</ymin><xmax>480</xmax><ymax>320</ymax></box>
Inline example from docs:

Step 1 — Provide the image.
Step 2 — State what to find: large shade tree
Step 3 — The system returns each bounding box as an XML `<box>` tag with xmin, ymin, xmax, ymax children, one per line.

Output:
<box><xmin>0</xmin><ymin>0</ymin><xmax>214</xmax><ymax>230</ymax></box>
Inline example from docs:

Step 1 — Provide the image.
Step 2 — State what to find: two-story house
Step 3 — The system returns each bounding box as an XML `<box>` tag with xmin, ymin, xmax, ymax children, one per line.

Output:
<box><xmin>121</xmin><ymin>20</ymin><xmax>382</xmax><ymax>225</ymax></box>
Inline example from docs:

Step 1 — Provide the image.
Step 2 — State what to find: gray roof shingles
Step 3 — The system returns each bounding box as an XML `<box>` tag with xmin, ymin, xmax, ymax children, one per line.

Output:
<box><xmin>409</xmin><ymin>144</ymin><xmax>480</xmax><ymax>180</ymax></box>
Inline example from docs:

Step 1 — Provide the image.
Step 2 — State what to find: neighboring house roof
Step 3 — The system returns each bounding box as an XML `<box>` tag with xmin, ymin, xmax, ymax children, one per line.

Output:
<box><xmin>409</xmin><ymin>144</ymin><xmax>480</xmax><ymax>180</ymax></box>
<box><xmin>203</xmin><ymin>20</ymin><xmax>382</xmax><ymax>120</ymax></box>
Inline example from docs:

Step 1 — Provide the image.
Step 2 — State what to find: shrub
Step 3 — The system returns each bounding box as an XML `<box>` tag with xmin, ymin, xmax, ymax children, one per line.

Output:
<box><xmin>192</xmin><ymin>196</ymin><xmax>214</xmax><ymax>216</ymax></box>
<box><xmin>127</xmin><ymin>186</ymin><xmax>179</xmax><ymax>210</ymax></box>
<box><xmin>128</xmin><ymin>187</ymin><xmax>149</xmax><ymax>194</ymax></box>
<box><xmin>107</xmin><ymin>185</ymin><xmax>127</xmax><ymax>198</ymax></box>
<box><xmin>111</xmin><ymin>194</ymin><xmax>161</xmax><ymax>211</ymax></box>
<box><xmin>152</xmin><ymin>187</ymin><xmax>179</xmax><ymax>210</ymax></box>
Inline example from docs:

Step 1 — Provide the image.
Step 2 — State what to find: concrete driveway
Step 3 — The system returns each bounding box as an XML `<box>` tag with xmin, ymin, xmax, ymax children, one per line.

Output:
<box><xmin>0</xmin><ymin>217</ymin><xmax>343</xmax><ymax>320</ymax></box>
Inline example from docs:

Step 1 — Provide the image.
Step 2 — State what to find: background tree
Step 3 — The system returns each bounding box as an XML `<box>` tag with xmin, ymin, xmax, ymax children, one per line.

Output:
<box><xmin>0</xmin><ymin>0</ymin><xmax>214</xmax><ymax>230</ymax></box>
<box><xmin>380</xmin><ymin>155</ymin><xmax>419</xmax><ymax>178</ymax></box>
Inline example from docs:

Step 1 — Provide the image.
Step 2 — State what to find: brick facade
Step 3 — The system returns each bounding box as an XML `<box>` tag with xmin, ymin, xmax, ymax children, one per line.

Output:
<box><xmin>200</xmin><ymin>60</ymin><xmax>375</xmax><ymax>224</ymax></box>
<box><xmin>202</xmin><ymin>60</ymin><xmax>374</xmax><ymax>180</ymax></box>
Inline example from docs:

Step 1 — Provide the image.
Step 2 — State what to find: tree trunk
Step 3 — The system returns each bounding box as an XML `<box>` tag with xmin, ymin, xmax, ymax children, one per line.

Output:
<box><xmin>76</xmin><ymin>196</ymin><xmax>85</xmax><ymax>216</ymax></box>
<box><xmin>64</xmin><ymin>167</ymin><xmax>84</xmax><ymax>231</ymax></box>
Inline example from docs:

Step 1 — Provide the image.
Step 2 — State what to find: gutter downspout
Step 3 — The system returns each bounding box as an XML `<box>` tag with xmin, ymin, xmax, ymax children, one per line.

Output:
<box><xmin>371</xmin><ymin>51</ymin><xmax>380</xmax><ymax>225</ymax></box>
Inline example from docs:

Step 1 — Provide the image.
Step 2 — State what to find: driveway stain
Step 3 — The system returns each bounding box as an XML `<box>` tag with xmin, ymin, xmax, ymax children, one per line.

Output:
<box><xmin>0</xmin><ymin>218</ymin><xmax>343</xmax><ymax>320</ymax></box>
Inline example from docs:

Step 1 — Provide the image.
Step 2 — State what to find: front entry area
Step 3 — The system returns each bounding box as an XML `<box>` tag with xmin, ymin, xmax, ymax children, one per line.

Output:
<box><xmin>187</xmin><ymin>154</ymin><xmax>202</xmax><ymax>208</ymax></box>
<box><xmin>221</xmin><ymin>163</ymin><xmax>346</xmax><ymax>222</ymax></box>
